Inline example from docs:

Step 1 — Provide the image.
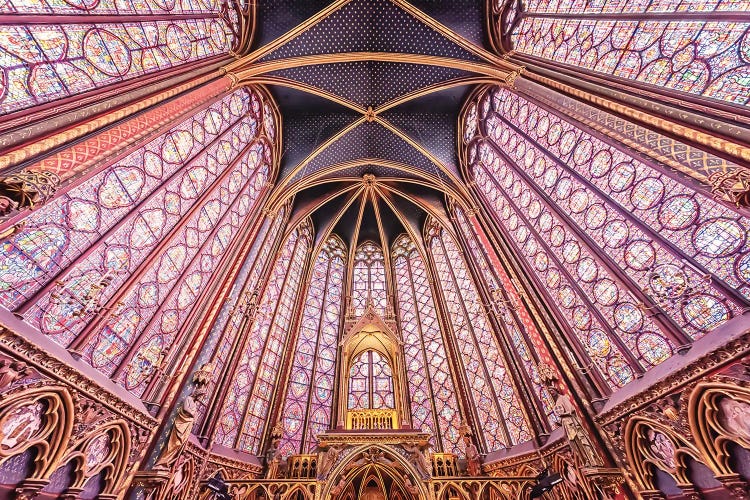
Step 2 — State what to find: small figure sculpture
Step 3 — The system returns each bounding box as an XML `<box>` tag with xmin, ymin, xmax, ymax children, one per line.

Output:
<box><xmin>318</xmin><ymin>443</ymin><xmax>344</xmax><ymax>478</ymax></box>
<box><xmin>265</xmin><ymin>421</ymin><xmax>284</xmax><ymax>479</ymax></box>
<box><xmin>458</xmin><ymin>421</ymin><xmax>482</xmax><ymax>476</ymax></box>
<box><xmin>403</xmin><ymin>474</ymin><xmax>419</xmax><ymax>497</ymax></box>
<box><xmin>464</xmin><ymin>437</ymin><xmax>482</xmax><ymax>476</ymax></box>
<box><xmin>153</xmin><ymin>394</ymin><xmax>197</xmax><ymax>470</ymax></box>
<box><xmin>402</xmin><ymin>442</ymin><xmax>430</xmax><ymax>477</ymax></box>
<box><xmin>330</xmin><ymin>476</ymin><xmax>348</xmax><ymax>496</ymax></box>
<box><xmin>549</xmin><ymin>386</ymin><xmax>602</xmax><ymax>467</ymax></box>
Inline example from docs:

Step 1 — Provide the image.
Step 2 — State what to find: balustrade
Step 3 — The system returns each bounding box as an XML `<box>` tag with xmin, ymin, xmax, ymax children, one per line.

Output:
<box><xmin>346</xmin><ymin>408</ymin><xmax>398</xmax><ymax>430</ymax></box>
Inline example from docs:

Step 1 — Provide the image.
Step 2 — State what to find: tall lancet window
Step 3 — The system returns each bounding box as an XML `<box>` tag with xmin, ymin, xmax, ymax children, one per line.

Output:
<box><xmin>392</xmin><ymin>234</ymin><xmax>463</xmax><ymax>454</ymax></box>
<box><xmin>0</xmin><ymin>88</ymin><xmax>274</xmax><ymax>393</ymax></box>
<box><xmin>427</xmin><ymin>221</ymin><xmax>531</xmax><ymax>450</ymax></box>
<box><xmin>463</xmin><ymin>85</ymin><xmax>750</xmax><ymax>389</ymax></box>
<box><xmin>192</xmin><ymin>207</ymin><xmax>288</xmax><ymax>431</ymax></box>
<box><xmin>503</xmin><ymin>0</ymin><xmax>750</xmax><ymax>107</ymax></box>
<box><xmin>452</xmin><ymin>207</ymin><xmax>557</xmax><ymax>428</ymax></box>
<box><xmin>351</xmin><ymin>241</ymin><xmax>387</xmax><ymax>316</ymax></box>
<box><xmin>278</xmin><ymin>235</ymin><xmax>346</xmax><ymax>457</ymax></box>
<box><xmin>0</xmin><ymin>0</ymin><xmax>235</xmax><ymax>116</ymax></box>
<box><xmin>348</xmin><ymin>350</ymin><xmax>395</xmax><ymax>410</ymax></box>
<box><xmin>214</xmin><ymin>222</ymin><xmax>311</xmax><ymax>453</ymax></box>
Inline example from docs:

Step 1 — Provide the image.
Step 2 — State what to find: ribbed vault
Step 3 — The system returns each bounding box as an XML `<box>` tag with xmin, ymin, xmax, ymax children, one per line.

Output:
<box><xmin>224</xmin><ymin>0</ymin><xmax>523</xmax><ymax>239</ymax></box>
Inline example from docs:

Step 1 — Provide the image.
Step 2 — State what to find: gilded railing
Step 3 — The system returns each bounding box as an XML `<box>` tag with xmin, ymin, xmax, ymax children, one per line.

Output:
<box><xmin>197</xmin><ymin>477</ymin><xmax>537</xmax><ymax>500</ymax></box>
<box><xmin>287</xmin><ymin>454</ymin><xmax>318</xmax><ymax>479</ymax></box>
<box><xmin>346</xmin><ymin>408</ymin><xmax>399</xmax><ymax>430</ymax></box>
<box><xmin>431</xmin><ymin>452</ymin><xmax>459</xmax><ymax>477</ymax></box>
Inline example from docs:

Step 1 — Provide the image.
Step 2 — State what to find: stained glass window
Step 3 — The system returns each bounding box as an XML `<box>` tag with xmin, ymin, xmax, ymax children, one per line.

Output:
<box><xmin>392</xmin><ymin>234</ymin><xmax>463</xmax><ymax>454</ymax></box>
<box><xmin>462</xmin><ymin>84</ymin><xmax>750</xmax><ymax>389</ymax></box>
<box><xmin>277</xmin><ymin>236</ymin><xmax>345</xmax><ymax>457</ymax></box>
<box><xmin>350</xmin><ymin>241</ymin><xmax>388</xmax><ymax>316</ymax></box>
<box><xmin>0</xmin><ymin>0</ymin><xmax>235</xmax><ymax>116</ymax></box>
<box><xmin>0</xmin><ymin>90</ymin><xmax>261</xmax><ymax>313</ymax></box>
<box><xmin>452</xmin><ymin>207</ymin><xmax>558</xmax><ymax>428</ymax></box>
<box><xmin>0</xmin><ymin>87</ymin><xmax>279</xmax><ymax>397</ymax></box>
<box><xmin>504</xmin><ymin>0</ymin><xmax>750</xmax><ymax>107</ymax></box>
<box><xmin>192</xmin><ymin>210</ymin><xmax>288</xmax><ymax>432</ymax></box>
<box><xmin>214</xmin><ymin>222</ymin><xmax>311</xmax><ymax>453</ymax></box>
<box><xmin>347</xmin><ymin>350</ymin><xmax>395</xmax><ymax>410</ymax></box>
<box><xmin>427</xmin><ymin>221</ymin><xmax>532</xmax><ymax>450</ymax></box>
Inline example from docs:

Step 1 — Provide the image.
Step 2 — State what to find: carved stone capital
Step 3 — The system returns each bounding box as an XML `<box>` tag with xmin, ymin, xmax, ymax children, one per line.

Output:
<box><xmin>714</xmin><ymin>473</ymin><xmax>750</xmax><ymax>500</ymax></box>
<box><xmin>59</xmin><ymin>487</ymin><xmax>85</xmax><ymax>500</ymax></box>
<box><xmin>14</xmin><ymin>479</ymin><xmax>49</xmax><ymax>500</ymax></box>
<box><xmin>0</xmin><ymin>169</ymin><xmax>60</xmax><ymax>213</ymax></box>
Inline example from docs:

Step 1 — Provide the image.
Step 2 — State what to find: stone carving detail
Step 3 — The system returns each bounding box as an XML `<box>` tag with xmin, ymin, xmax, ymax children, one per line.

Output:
<box><xmin>0</xmin><ymin>326</ymin><xmax>154</xmax><ymax>498</ymax></box>
<box><xmin>265</xmin><ymin>420</ymin><xmax>284</xmax><ymax>479</ymax></box>
<box><xmin>709</xmin><ymin>168</ymin><xmax>750</xmax><ymax>207</ymax></box>
<box><xmin>0</xmin><ymin>169</ymin><xmax>60</xmax><ymax>215</ymax></box>
<box><xmin>153</xmin><ymin>395</ymin><xmax>197</xmax><ymax>471</ymax></box>
<box><xmin>549</xmin><ymin>385</ymin><xmax>603</xmax><ymax>467</ymax></box>
<box><xmin>0</xmin><ymin>328</ymin><xmax>157</xmax><ymax>428</ymax></box>
<box><xmin>401</xmin><ymin>441</ymin><xmax>431</xmax><ymax>478</ymax></box>
<box><xmin>459</xmin><ymin>422</ymin><xmax>482</xmax><ymax>476</ymax></box>
<box><xmin>317</xmin><ymin>443</ymin><xmax>346</xmax><ymax>479</ymax></box>
<box><xmin>601</xmin><ymin>356</ymin><xmax>750</xmax><ymax>499</ymax></box>
<box><xmin>0</xmin><ymin>358</ymin><xmax>32</xmax><ymax>390</ymax></box>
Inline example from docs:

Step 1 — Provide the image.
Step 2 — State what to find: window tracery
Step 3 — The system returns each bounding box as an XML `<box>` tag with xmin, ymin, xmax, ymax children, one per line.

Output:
<box><xmin>392</xmin><ymin>234</ymin><xmax>463</xmax><ymax>454</ymax></box>
<box><xmin>0</xmin><ymin>87</ymin><xmax>276</xmax><ymax>397</ymax></box>
<box><xmin>0</xmin><ymin>0</ymin><xmax>235</xmax><ymax>116</ymax></box>
<box><xmin>463</xmin><ymin>85</ymin><xmax>750</xmax><ymax>389</ymax></box>
<box><xmin>351</xmin><ymin>242</ymin><xmax>387</xmax><ymax>317</ymax></box>
<box><xmin>215</xmin><ymin>222</ymin><xmax>311</xmax><ymax>453</ymax></box>
<box><xmin>0</xmin><ymin>90</ymin><xmax>261</xmax><ymax>313</ymax></box>
<box><xmin>278</xmin><ymin>235</ymin><xmax>346</xmax><ymax>457</ymax></box>
<box><xmin>192</xmin><ymin>210</ymin><xmax>288</xmax><ymax>431</ymax></box>
<box><xmin>452</xmin><ymin>207</ymin><xmax>558</xmax><ymax>428</ymax></box>
<box><xmin>504</xmin><ymin>0</ymin><xmax>750</xmax><ymax>107</ymax></box>
<box><xmin>347</xmin><ymin>350</ymin><xmax>395</xmax><ymax>410</ymax></box>
<box><xmin>427</xmin><ymin>221</ymin><xmax>531</xmax><ymax>450</ymax></box>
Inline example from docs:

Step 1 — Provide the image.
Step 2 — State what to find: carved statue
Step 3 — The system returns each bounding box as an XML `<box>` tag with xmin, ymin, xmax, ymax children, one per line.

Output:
<box><xmin>458</xmin><ymin>422</ymin><xmax>482</xmax><ymax>476</ymax></box>
<box><xmin>402</xmin><ymin>473</ymin><xmax>419</xmax><ymax>497</ymax></box>
<box><xmin>265</xmin><ymin>421</ymin><xmax>285</xmax><ymax>479</ymax></box>
<box><xmin>464</xmin><ymin>436</ymin><xmax>482</xmax><ymax>476</ymax></box>
<box><xmin>402</xmin><ymin>442</ymin><xmax>430</xmax><ymax>477</ymax></box>
<box><xmin>318</xmin><ymin>443</ymin><xmax>344</xmax><ymax>478</ymax></box>
<box><xmin>153</xmin><ymin>394</ymin><xmax>197</xmax><ymax>470</ymax></box>
<box><xmin>0</xmin><ymin>359</ymin><xmax>31</xmax><ymax>390</ymax></box>
<box><xmin>549</xmin><ymin>386</ymin><xmax>602</xmax><ymax>467</ymax></box>
<box><xmin>330</xmin><ymin>476</ymin><xmax>348</xmax><ymax>496</ymax></box>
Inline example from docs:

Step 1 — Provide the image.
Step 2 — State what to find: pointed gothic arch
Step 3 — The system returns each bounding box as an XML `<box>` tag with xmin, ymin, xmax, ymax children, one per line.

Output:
<box><xmin>338</xmin><ymin>313</ymin><xmax>407</xmax><ymax>430</ymax></box>
<box><xmin>321</xmin><ymin>444</ymin><xmax>429</xmax><ymax>500</ymax></box>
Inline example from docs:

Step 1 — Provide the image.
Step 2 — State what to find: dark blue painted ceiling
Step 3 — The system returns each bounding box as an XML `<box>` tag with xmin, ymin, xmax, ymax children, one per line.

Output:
<box><xmin>255</xmin><ymin>0</ymin><xmax>487</xmax><ymax>243</ymax></box>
